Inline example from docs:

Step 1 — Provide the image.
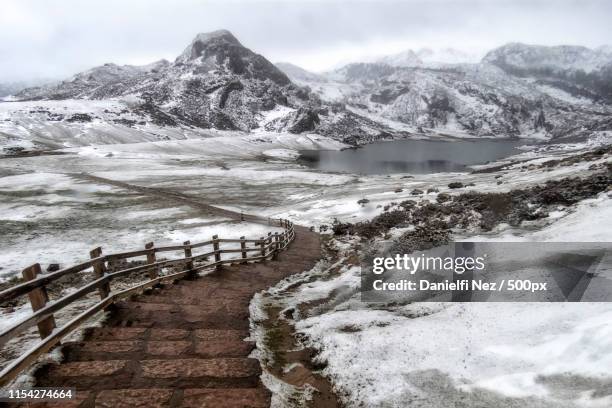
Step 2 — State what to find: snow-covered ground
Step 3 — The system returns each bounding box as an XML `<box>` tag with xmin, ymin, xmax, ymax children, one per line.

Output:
<box><xmin>1</xmin><ymin>128</ymin><xmax>610</xmax><ymax>406</ymax></box>
<box><xmin>263</xmin><ymin>192</ymin><xmax>612</xmax><ymax>407</ymax></box>
<box><xmin>0</xmin><ymin>162</ymin><xmax>284</xmax><ymax>281</ymax></box>
<box><xmin>1</xmin><ymin>131</ymin><xmax>607</xmax><ymax>281</ymax></box>
<box><xmin>0</xmin><ymin>99</ymin><xmax>219</xmax><ymax>152</ymax></box>
<box><xmin>297</xmin><ymin>299</ymin><xmax>612</xmax><ymax>407</ymax></box>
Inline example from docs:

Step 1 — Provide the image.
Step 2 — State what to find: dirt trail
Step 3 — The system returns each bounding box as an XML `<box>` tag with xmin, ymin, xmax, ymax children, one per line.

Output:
<box><xmin>15</xmin><ymin>175</ymin><xmax>338</xmax><ymax>407</ymax></box>
<box><xmin>70</xmin><ymin>173</ymin><xmax>266</xmax><ymax>223</ymax></box>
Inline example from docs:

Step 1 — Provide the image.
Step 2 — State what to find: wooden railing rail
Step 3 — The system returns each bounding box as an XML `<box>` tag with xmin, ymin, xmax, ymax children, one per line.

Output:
<box><xmin>0</xmin><ymin>219</ymin><xmax>296</xmax><ymax>387</ymax></box>
<box><xmin>0</xmin><ymin>221</ymin><xmax>293</xmax><ymax>304</ymax></box>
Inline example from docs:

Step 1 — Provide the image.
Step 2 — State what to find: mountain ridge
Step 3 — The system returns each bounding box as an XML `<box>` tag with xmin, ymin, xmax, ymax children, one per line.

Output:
<box><xmin>278</xmin><ymin>44</ymin><xmax>612</xmax><ymax>140</ymax></box>
<box><xmin>6</xmin><ymin>33</ymin><xmax>612</xmax><ymax>147</ymax></box>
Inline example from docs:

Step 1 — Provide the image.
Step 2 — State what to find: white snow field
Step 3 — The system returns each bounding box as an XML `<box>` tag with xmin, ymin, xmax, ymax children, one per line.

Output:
<box><xmin>1</xmin><ymin>131</ymin><xmax>607</xmax><ymax>280</ymax></box>
<box><xmin>0</xmin><ymin>125</ymin><xmax>610</xmax><ymax>407</ymax></box>
<box><xmin>264</xmin><ymin>187</ymin><xmax>612</xmax><ymax>407</ymax></box>
<box><xmin>260</xmin><ymin>191</ymin><xmax>612</xmax><ymax>407</ymax></box>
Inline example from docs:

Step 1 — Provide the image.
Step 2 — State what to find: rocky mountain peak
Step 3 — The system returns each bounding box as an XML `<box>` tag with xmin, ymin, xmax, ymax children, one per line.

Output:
<box><xmin>177</xmin><ymin>29</ymin><xmax>242</xmax><ymax>62</ymax></box>
<box><xmin>175</xmin><ymin>29</ymin><xmax>290</xmax><ymax>86</ymax></box>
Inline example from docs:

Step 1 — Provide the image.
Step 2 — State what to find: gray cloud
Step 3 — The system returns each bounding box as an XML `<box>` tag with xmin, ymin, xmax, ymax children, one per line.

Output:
<box><xmin>1</xmin><ymin>0</ymin><xmax>611</xmax><ymax>81</ymax></box>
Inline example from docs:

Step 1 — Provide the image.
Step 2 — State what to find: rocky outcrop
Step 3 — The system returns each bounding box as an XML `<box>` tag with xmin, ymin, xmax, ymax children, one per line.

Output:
<box><xmin>176</xmin><ymin>30</ymin><xmax>290</xmax><ymax>86</ymax></box>
<box><xmin>288</xmin><ymin>108</ymin><xmax>320</xmax><ymax>133</ymax></box>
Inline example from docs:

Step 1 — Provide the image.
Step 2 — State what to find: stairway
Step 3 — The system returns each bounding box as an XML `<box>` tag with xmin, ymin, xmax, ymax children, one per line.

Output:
<box><xmin>22</xmin><ymin>227</ymin><xmax>321</xmax><ymax>408</ymax></box>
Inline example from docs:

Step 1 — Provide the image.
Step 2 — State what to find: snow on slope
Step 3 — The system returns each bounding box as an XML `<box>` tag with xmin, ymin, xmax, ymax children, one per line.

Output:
<box><xmin>377</xmin><ymin>49</ymin><xmax>423</xmax><ymax>67</ymax></box>
<box><xmin>483</xmin><ymin>43</ymin><xmax>612</xmax><ymax>74</ymax></box>
<box><xmin>275</xmin><ymin>62</ymin><xmax>327</xmax><ymax>84</ymax></box>
<box><xmin>65</xmin><ymin>131</ymin><xmax>346</xmax><ymax>160</ymax></box>
<box><xmin>289</xmin><ymin>58</ymin><xmax>612</xmax><ymax>140</ymax></box>
<box><xmin>417</xmin><ymin>47</ymin><xmax>483</xmax><ymax>65</ymax></box>
<box><xmin>0</xmin><ymin>99</ymin><xmax>217</xmax><ymax>152</ymax></box>
<box><xmin>5</xmin><ymin>37</ymin><xmax>612</xmax><ymax>149</ymax></box>
<box><xmin>3</xmin><ymin>30</ymin><xmax>402</xmax><ymax>150</ymax></box>
<box><xmin>8</xmin><ymin>30</ymin><xmax>320</xmax><ymax>137</ymax></box>
<box><xmin>281</xmin><ymin>193</ymin><xmax>612</xmax><ymax>407</ymax></box>
<box><xmin>246</xmin><ymin>140</ymin><xmax>612</xmax><ymax>408</ymax></box>
<box><xmin>297</xmin><ymin>299</ymin><xmax>612</xmax><ymax>407</ymax></box>
<box><xmin>375</xmin><ymin>47</ymin><xmax>482</xmax><ymax>67</ymax></box>
<box><xmin>469</xmin><ymin>192</ymin><xmax>612</xmax><ymax>243</ymax></box>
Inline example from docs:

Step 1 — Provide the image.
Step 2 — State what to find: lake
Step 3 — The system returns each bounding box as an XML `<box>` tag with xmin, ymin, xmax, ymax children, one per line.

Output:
<box><xmin>299</xmin><ymin>139</ymin><xmax>526</xmax><ymax>175</ymax></box>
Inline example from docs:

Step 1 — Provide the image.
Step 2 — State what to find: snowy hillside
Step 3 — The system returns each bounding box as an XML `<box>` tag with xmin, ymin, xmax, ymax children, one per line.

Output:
<box><xmin>275</xmin><ymin>62</ymin><xmax>328</xmax><ymax>84</ymax></box>
<box><xmin>16</xmin><ymin>61</ymin><xmax>170</xmax><ymax>101</ymax></box>
<box><xmin>0</xmin><ymin>79</ymin><xmax>57</xmax><ymax>98</ymax></box>
<box><xmin>15</xmin><ymin>30</ymin><xmax>305</xmax><ymax>132</ymax></box>
<box><xmin>416</xmin><ymin>47</ymin><xmax>482</xmax><ymax>64</ymax></box>
<box><xmin>280</xmin><ymin>56</ymin><xmax>612</xmax><ymax>139</ymax></box>
<box><xmin>0</xmin><ymin>99</ymin><xmax>218</xmax><ymax>153</ymax></box>
<box><xmin>484</xmin><ymin>43</ymin><xmax>612</xmax><ymax>103</ymax></box>
<box><xmin>374</xmin><ymin>47</ymin><xmax>481</xmax><ymax>67</ymax></box>
<box><xmin>2</xmin><ymin>30</ymin><xmax>405</xmax><ymax>152</ymax></box>
<box><xmin>377</xmin><ymin>49</ymin><xmax>423</xmax><ymax>67</ymax></box>
<box><xmin>2</xmin><ymin>34</ymin><xmax>612</xmax><ymax>155</ymax></box>
<box><xmin>483</xmin><ymin>43</ymin><xmax>612</xmax><ymax>74</ymax></box>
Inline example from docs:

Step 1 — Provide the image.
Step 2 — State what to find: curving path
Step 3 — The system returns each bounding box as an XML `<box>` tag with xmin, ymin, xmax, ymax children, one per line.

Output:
<box><xmin>24</xmin><ymin>226</ymin><xmax>320</xmax><ymax>408</ymax></box>
<box><xmin>19</xmin><ymin>175</ymin><xmax>322</xmax><ymax>407</ymax></box>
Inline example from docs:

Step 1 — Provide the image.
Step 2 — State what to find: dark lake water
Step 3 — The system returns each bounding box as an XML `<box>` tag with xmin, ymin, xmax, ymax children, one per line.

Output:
<box><xmin>299</xmin><ymin>139</ymin><xmax>526</xmax><ymax>175</ymax></box>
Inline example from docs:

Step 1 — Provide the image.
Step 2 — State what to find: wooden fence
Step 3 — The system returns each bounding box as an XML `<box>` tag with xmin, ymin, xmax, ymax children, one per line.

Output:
<box><xmin>0</xmin><ymin>218</ymin><xmax>295</xmax><ymax>387</ymax></box>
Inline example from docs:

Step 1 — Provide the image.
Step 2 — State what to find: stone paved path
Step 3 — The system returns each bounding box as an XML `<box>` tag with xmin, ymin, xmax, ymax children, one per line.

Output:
<box><xmin>25</xmin><ymin>226</ymin><xmax>321</xmax><ymax>408</ymax></box>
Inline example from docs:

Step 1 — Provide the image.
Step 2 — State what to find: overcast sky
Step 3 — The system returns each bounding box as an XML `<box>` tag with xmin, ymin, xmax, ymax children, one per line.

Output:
<box><xmin>1</xmin><ymin>0</ymin><xmax>611</xmax><ymax>82</ymax></box>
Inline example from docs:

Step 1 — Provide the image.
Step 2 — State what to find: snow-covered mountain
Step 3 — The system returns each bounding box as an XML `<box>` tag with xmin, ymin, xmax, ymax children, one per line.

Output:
<box><xmin>597</xmin><ymin>45</ymin><xmax>612</xmax><ymax>55</ymax></box>
<box><xmin>2</xmin><ymin>34</ymin><xmax>612</xmax><ymax>155</ymax></box>
<box><xmin>366</xmin><ymin>47</ymin><xmax>483</xmax><ymax>69</ymax></box>
<box><xmin>483</xmin><ymin>43</ymin><xmax>612</xmax><ymax>74</ymax></box>
<box><xmin>16</xmin><ymin>61</ymin><xmax>169</xmax><ymax>101</ymax></box>
<box><xmin>416</xmin><ymin>47</ymin><xmax>482</xmax><ymax>64</ymax></box>
<box><xmin>483</xmin><ymin>43</ymin><xmax>612</xmax><ymax>103</ymax></box>
<box><xmin>280</xmin><ymin>54</ymin><xmax>612</xmax><ymax>139</ymax></box>
<box><xmin>0</xmin><ymin>79</ymin><xmax>57</xmax><ymax>98</ymax></box>
<box><xmin>374</xmin><ymin>48</ymin><xmax>481</xmax><ymax>67</ymax></box>
<box><xmin>377</xmin><ymin>50</ymin><xmax>423</xmax><ymax>68</ymax></box>
<box><xmin>15</xmin><ymin>30</ymin><xmax>304</xmax><ymax>131</ymax></box>
<box><xmin>3</xmin><ymin>30</ymin><xmax>396</xmax><ymax>151</ymax></box>
<box><xmin>275</xmin><ymin>62</ymin><xmax>327</xmax><ymax>84</ymax></box>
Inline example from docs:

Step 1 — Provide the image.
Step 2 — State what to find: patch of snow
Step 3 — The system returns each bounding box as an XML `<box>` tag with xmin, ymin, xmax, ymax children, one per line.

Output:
<box><xmin>468</xmin><ymin>193</ymin><xmax>612</xmax><ymax>242</ymax></box>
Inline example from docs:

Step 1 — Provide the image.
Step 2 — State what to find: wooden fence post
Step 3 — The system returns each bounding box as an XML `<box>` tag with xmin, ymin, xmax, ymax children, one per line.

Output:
<box><xmin>267</xmin><ymin>232</ymin><xmax>272</xmax><ymax>258</ymax></box>
<box><xmin>22</xmin><ymin>264</ymin><xmax>56</xmax><ymax>340</ymax></box>
<box><xmin>184</xmin><ymin>240</ymin><xmax>194</xmax><ymax>278</ymax></box>
<box><xmin>240</xmin><ymin>236</ymin><xmax>247</xmax><ymax>264</ymax></box>
<box><xmin>259</xmin><ymin>236</ymin><xmax>265</xmax><ymax>259</ymax></box>
<box><xmin>273</xmin><ymin>232</ymin><xmax>280</xmax><ymax>260</ymax></box>
<box><xmin>90</xmin><ymin>247</ymin><xmax>110</xmax><ymax>299</ymax></box>
<box><xmin>212</xmin><ymin>235</ymin><xmax>221</xmax><ymax>269</ymax></box>
<box><xmin>145</xmin><ymin>242</ymin><xmax>158</xmax><ymax>279</ymax></box>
